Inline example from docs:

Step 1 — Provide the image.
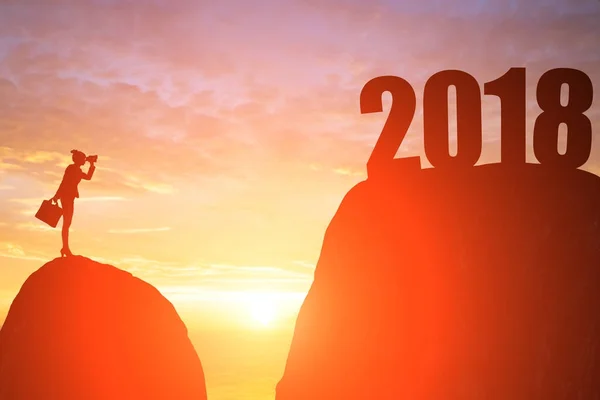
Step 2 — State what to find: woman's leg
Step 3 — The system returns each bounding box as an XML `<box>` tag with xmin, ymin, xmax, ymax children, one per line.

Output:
<box><xmin>61</xmin><ymin>197</ymin><xmax>74</xmax><ymax>251</ymax></box>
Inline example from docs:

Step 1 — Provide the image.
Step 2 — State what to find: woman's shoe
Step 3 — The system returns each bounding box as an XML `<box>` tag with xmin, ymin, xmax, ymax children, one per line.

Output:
<box><xmin>60</xmin><ymin>248</ymin><xmax>73</xmax><ymax>257</ymax></box>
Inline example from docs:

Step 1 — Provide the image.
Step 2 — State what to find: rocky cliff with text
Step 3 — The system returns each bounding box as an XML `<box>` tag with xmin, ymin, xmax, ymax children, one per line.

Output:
<box><xmin>277</xmin><ymin>163</ymin><xmax>600</xmax><ymax>399</ymax></box>
<box><xmin>0</xmin><ymin>256</ymin><xmax>207</xmax><ymax>400</ymax></box>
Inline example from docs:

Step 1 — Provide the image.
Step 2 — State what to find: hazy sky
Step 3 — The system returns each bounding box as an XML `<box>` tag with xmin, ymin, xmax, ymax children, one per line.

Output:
<box><xmin>1</xmin><ymin>0</ymin><xmax>599</xmax><ymax>328</ymax></box>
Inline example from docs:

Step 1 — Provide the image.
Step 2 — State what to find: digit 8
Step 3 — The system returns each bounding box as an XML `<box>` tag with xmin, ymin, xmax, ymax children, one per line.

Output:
<box><xmin>533</xmin><ymin>68</ymin><xmax>593</xmax><ymax>169</ymax></box>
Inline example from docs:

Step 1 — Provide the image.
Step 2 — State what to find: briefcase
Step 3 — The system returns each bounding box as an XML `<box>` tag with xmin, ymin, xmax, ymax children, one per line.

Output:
<box><xmin>35</xmin><ymin>199</ymin><xmax>63</xmax><ymax>228</ymax></box>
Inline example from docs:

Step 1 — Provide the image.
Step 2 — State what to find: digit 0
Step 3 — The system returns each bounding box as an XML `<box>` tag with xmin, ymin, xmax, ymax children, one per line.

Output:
<box><xmin>423</xmin><ymin>70</ymin><xmax>482</xmax><ymax>168</ymax></box>
<box><xmin>533</xmin><ymin>68</ymin><xmax>593</xmax><ymax>169</ymax></box>
<box><xmin>360</xmin><ymin>76</ymin><xmax>420</xmax><ymax>178</ymax></box>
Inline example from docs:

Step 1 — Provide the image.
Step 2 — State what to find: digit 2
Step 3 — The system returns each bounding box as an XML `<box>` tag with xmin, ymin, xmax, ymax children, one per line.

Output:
<box><xmin>360</xmin><ymin>75</ymin><xmax>421</xmax><ymax>178</ymax></box>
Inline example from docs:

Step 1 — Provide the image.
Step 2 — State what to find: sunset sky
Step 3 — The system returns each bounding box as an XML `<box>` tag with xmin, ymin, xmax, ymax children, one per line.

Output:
<box><xmin>0</xmin><ymin>0</ymin><xmax>599</xmax><ymax>398</ymax></box>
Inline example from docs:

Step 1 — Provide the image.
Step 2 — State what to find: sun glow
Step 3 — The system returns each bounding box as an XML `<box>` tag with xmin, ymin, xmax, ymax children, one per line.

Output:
<box><xmin>249</xmin><ymin>297</ymin><xmax>277</xmax><ymax>327</ymax></box>
<box><xmin>158</xmin><ymin>288</ymin><xmax>307</xmax><ymax>329</ymax></box>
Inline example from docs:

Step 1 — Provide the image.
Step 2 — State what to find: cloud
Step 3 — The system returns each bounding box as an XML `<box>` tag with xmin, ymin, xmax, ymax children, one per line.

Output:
<box><xmin>332</xmin><ymin>167</ymin><xmax>366</xmax><ymax>177</ymax></box>
<box><xmin>10</xmin><ymin>196</ymin><xmax>126</xmax><ymax>206</ymax></box>
<box><xmin>15</xmin><ymin>222</ymin><xmax>54</xmax><ymax>232</ymax></box>
<box><xmin>107</xmin><ymin>227</ymin><xmax>171</xmax><ymax>234</ymax></box>
<box><xmin>292</xmin><ymin>260</ymin><xmax>316</xmax><ymax>269</ymax></box>
<box><xmin>205</xmin><ymin>263</ymin><xmax>312</xmax><ymax>279</ymax></box>
<box><xmin>84</xmin><ymin>253</ymin><xmax>314</xmax><ymax>291</ymax></box>
<box><xmin>77</xmin><ymin>196</ymin><xmax>129</xmax><ymax>202</ymax></box>
<box><xmin>0</xmin><ymin>162</ymin><xmax>23</xmax><ymax>171</ymax></box>
<box><xmin>0</xmin><ymin>242</ymin><xmax>47</xmax><ymax>262</ymax></box>
<box><xmin>22</xmin><ymin>151</ymin><xmax>68</xmax><ymax>164</ymax></box>
<box><xmin>5</xmin><ymin>196</ymin><xmax>127</xmax><ymax>219</ymax></box>
<box><xmin>122</xmin><ymin>176</ymin><xmax>174</xmax><ymax>194</ymax></box>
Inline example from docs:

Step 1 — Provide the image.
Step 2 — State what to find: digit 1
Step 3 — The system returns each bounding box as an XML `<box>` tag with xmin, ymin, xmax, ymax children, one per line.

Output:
<box><xmin>423</xmin><ymin>70</ymin><xmax>482</xmax><ymax>168</ymax></box>
<box><xmin>533</xmin><ymin>68</ymin><xmax>593</xmax><ymax>169</ymax></box>
<box><xmin>484</xmin><ymin>67</ymin><xmax>526</xmax><ymax>164</ymax></box>
<box><xmin>360</xmin><ymin>76</ymin><xmax>420</xmax><ymax>178</ymax></box>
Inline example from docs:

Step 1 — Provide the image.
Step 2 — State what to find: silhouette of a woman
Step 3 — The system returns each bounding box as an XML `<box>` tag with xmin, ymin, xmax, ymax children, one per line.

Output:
<box><xmin>51</xmin><ymin>150</ymin><xmax>96</xmax><ymax>257</ymax></box>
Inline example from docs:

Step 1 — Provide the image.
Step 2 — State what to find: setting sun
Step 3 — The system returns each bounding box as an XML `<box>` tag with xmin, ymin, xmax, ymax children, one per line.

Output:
<box><xmin>249</xmin><ymin>297</ymin><xmax>277</xmax><ymax>327</ymax></box>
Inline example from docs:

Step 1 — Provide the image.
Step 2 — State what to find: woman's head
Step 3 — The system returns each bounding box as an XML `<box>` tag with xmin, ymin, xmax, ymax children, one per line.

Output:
<box><xmin>71</xmin><ymin>150</ymin><xmax>86</xmax><ymax>166</ymax></box>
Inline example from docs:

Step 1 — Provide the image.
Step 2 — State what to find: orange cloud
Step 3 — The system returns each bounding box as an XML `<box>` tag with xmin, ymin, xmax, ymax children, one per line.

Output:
<box><xmin>107</xmin><ymin>227</ymin><xmax>171</xmax><ymax>234</ymax></box>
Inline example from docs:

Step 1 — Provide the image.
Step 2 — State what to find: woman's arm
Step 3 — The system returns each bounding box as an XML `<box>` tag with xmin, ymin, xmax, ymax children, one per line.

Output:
<box><xmin>82</xmin><ymin>162</ymin><xmax>96</xmax><ymax>180</ymax></box>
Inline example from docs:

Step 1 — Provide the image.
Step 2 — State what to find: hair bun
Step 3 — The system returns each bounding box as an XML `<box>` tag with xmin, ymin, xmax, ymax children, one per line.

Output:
<box><xmin>71</xmin><ymin>149</ymin><xmax>78</xmax><ymax>154</ymax></box>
